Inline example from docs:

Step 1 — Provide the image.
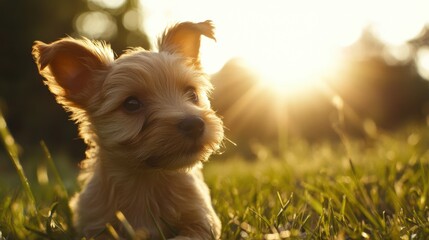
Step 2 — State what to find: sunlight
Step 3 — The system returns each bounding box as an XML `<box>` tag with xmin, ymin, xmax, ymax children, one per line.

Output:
<box><xmin>88</xmin><ymin>0</ymin><xmax>126</xmax><ymax>9</ymax></box>
<box><xmin>370</xmin><ymin>1</ymin><xmax>427</xmax><ymax>45</ymax></box>
<box><xmin>416</xmin><ymin>47</ymin><xmax>429</xmax><ymax>80</ymax></box>
<box><xmin>75</xmin><ymin>11</ymin><xmax>117</xmax><ymax>39</ymax></box>
<box><xmin>139</xmin><ymin>0</ymin><xmax>429</xmax><ymax>96</ymax></box>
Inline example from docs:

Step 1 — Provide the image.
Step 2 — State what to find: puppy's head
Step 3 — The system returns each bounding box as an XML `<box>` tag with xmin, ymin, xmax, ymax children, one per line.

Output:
<box><xmin>32</xmin><ymin>21</ymin><xmax>224</xmax><ymax>170</ymax></box>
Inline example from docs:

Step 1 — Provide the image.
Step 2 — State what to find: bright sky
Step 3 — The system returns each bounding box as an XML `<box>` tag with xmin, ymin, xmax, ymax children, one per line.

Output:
<box><xmin>81</xmin><ymin>0</ymin><xmax>429</xmax><ymax>94</ymax></box>
<box><xmin>137</xmin><ymin>0</ymin><xmax>429</xmax><ymax>94</ymax></box>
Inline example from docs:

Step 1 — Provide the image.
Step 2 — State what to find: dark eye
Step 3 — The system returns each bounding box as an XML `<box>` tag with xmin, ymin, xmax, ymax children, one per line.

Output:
<box><xmin>186</xmin><ymin>87</ymin><xmax>198</xmax><ymax>104</ymax></box>
<box><xmin>123</xmin><ymin>96</ymin><xmax>142</xmax><ymax>112</ymax></box>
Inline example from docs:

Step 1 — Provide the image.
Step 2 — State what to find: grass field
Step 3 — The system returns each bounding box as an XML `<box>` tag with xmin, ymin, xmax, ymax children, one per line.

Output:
<box><xmin>1</xmin><ymin>110</ymin><xmax>429</xmax><ymax>239</ymax></box>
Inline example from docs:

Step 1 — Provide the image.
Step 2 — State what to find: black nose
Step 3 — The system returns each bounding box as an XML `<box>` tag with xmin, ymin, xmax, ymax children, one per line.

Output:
<box><xmin>178</xmin><ymin>116</ymin><xmax>205</xmax><ymax>138</ymax></box>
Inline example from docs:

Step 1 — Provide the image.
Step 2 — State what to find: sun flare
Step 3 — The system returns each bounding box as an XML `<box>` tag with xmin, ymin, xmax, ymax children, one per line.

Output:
<box><xmin>138</xmin><ymin>0</ymin><xmax>429</xmax><ymax>96</ymax></box>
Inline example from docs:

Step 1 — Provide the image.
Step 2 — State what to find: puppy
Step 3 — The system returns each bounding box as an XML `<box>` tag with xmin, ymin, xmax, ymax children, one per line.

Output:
<box><xmin>32</xmin><ymin>21</ymin><xmax>223</xmax><ymax>239</ymax></box>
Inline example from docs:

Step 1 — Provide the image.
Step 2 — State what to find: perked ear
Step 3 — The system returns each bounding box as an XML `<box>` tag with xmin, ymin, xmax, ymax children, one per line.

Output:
<box><xmin>158</xmin><ymin>20</ymin><xmax>215</xmax><ymax>66</ymax></box>
<box><xmin>32</xmin><ymin>38</ymin><xmax>114</xmax><ymax>107</ymax></box>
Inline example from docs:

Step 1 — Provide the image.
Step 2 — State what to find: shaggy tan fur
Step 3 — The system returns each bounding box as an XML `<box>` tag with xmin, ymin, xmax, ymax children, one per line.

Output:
<box><xmin>32</xmin><ymin>21</ymin><xmax>223</xmax><ymax>239</ymax></box>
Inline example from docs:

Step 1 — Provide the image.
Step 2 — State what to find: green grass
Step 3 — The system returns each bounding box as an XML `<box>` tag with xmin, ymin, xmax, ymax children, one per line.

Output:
<box><xmin>1</xmin><ymin>109</ymin><xmax>429</xmax><ymax>239</ymax></box>
<box><xmin>206</xmin><ymin>135</ymin><xmax>429</xmax><ymax>239</ymax></box>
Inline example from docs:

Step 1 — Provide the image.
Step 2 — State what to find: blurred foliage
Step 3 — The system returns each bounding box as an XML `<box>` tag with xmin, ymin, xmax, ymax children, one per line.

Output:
<box><xmin>0</xmin><ymin>0</ymin><xmax>149</xmax><ymax>160</ymax></box>
<box><xmin>212</xmin><ymin>27</ymin><xmax>429</xmax><ymax>157</ymax></box>
<box><xmin>1</xmin><ymin>0</ymin><xmax>429</xmax><ymax>162</ymax></box>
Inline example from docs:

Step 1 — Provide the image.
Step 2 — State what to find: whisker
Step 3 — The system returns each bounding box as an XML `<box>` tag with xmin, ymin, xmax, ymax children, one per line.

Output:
<box><xmin>224</xmin><ymin>136</ymin><xmax>236</xmax><ymax>146</ymax></box>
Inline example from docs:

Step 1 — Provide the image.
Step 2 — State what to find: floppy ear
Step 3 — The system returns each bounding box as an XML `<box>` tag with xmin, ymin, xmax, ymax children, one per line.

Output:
<box><xmin>32</xmin><ymin>38</ymin><xmax>113</xmax><ymax>108</ymax></box>
<box><xmin>158</xmin><ymin>20</ymin><xmax>215</xmax><ymax>66</ymax></box>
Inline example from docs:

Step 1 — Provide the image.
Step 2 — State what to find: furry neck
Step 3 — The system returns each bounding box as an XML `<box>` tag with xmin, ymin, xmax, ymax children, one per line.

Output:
<box><xmin>87</xmin><ymin>147</ymin><xmax>198</xmax><ymax>186</ymax></box>
<box><xmin>74</xmin><ymin>143</ymin><xmax>207</xmax><ymax>238</ymax></box>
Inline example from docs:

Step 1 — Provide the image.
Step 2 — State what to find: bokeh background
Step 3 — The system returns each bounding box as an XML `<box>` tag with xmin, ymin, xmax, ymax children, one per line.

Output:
<box><xmin>1</xmin><ymin>0</ymin><xmax>429</xmax><ymax>162</ymax></box>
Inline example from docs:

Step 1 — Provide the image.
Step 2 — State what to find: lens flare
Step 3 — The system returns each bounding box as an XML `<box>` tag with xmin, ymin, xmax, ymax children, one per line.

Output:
<box><xmin>139</xmin><ymin>0</ymin><xmax>429</xmax><ymax>96</ymax></box>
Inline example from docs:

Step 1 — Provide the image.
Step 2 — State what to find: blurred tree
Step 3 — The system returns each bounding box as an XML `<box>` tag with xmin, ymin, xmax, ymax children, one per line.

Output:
<box><xmin>0</xmin><ymin>0</ymin><xmax>149</xmax><ymax>160</ymax></box>
<box><xmin>0</xmin><ymin>0</ymin><xmax>87</xmax><ymax>159</ymax></box>
<box><xmin>1</xmin><ymin>0</ymin><xmax>429</xmax><ymax>161</ymax></box>
<box><xmin>331</xmin><ymin>27</ymin><xmax>429</xmax><ymax>129</ymax></box>
<box><xmin>74</xmin><ymin>0</ymin><xmax>150</xmax><ymax>51</ymax></box>
<box><xmin>211</xmin><ymin>26</ymin><xmax>429</xmax><ymax>157</ymax></box>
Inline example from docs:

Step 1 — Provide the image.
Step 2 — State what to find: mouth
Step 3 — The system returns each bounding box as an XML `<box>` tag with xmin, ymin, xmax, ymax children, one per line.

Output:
<box><xmin>144</xmin><ymin>144</ymin><xmax>206</xmax><ymax>169</ymax></box>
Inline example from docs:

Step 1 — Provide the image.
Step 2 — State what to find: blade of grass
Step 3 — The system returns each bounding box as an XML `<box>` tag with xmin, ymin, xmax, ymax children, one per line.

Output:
<box><xmin>91</xmin><ymin>227</ymin><xmax>108</xmax><ymax>239</ymax></box>
<box><xmin>46</xmin><ymin>202</ymin><xmax>59</xmax><ymax>235</ymax></box>
<box><xmin>146</xmin><ymin>204</ymin><xmax>167</xmax><ymax>240</ymax></box>
<box><xmin>105</xmin><ymin>223</ymin><xmax>120</xmax><ymax>240</ymax></box>
<box><xmin>116</xmin><ymin>211</ymin><xmax>136</xmax><ymax>240</ymax></box>
<box><xmin>348</xmin><ymin>158</ymin><xmax>383</xmax><ymax>229</ymax></box>
<box><xmin>340</xmin><ymin>195</ymin><xmax>347</xmax><ymax>222</ymax></box>
<box><xmin>0</xmin><ymin>111</ymin><xmax>40</xmax><ymax>225</ymax></box>
<box><xmin>40</xmin><ymin>141</ymin><xmax>68</xmax><ymax>199</ymax></box>
<box><xmin>301</xmin><ymin>191</ymin><xmax>323</xmax><ymax>216</ymax></box>
<box><xmin>276</xmin><ymin>191</ymin><xmax>285</xmax><ymax>207</ymax></box>
<box><xmin>249</xmin><ymin>208</ymin><xmax>271</xmax><ymax>229</ymax></box>
<box><xmin>276</xmin><ymin>192</ymin><xmax>293</xmax><ymax>224</ymax></box>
